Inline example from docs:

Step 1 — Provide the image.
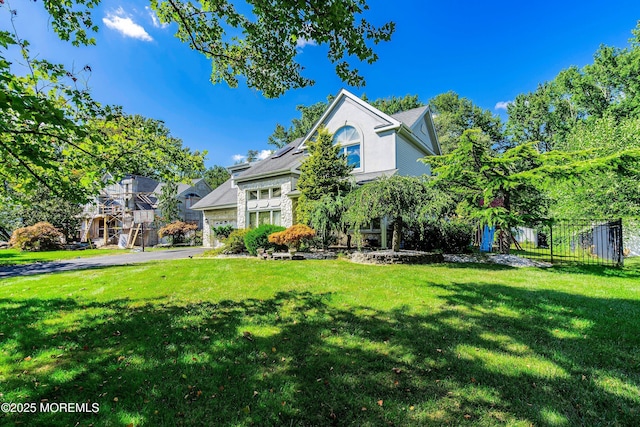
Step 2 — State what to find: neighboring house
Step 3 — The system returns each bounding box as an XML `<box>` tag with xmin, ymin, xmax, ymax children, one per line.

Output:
<box><xmin>191</xmin><ymin>88</ymin><xmax>442</xmax><ymax>248</ymax></box>
<box><xmin>80</xmin><ymin>174</ymin><xmax>212</xmax><ymax>247</ymax></box>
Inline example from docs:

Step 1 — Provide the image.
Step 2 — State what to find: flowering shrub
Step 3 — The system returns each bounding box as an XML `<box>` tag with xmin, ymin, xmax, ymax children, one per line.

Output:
<box><xmin>158</xmin><ymin>221</ymin><xmax>198</xmax><ymax>244</ymax></box>
<box><xmin>9</xmin><ymin>222</ymin><xmax>64</xmax><ymax>251</ymax></box>
<box><xmin>269</xmin><ymin>224</ymin><xmax>316</xmax><ymax>251</ymax></box>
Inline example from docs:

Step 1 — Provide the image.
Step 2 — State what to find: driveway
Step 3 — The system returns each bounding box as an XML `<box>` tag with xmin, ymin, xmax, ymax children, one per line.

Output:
<box><xmin>0</xmin><ymin>247</ymin><xmax>206</xmax><ymax>279</ymax></box>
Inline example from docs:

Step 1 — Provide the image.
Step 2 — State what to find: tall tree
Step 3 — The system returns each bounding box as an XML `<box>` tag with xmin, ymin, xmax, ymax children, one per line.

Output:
<box><xmin>157</xmin><ymin>182</ymin><xmax>181</xmax><ymax>224</ymax></box>
<box><xmin>40</xmin><ymin>0</ymin><xmax>394</xmax><ymax>98</ymax></box>
<box><xmin>202</xmin><ymin>165</ymin><xmax>230</xmax><ymax>190</ymax></box>
<box><xmin>296</xmin><ymin>127</ymin><xmax>352</xmax><ymax>224</ymax></box>
<box><xmin>426</xmin><ymin>129</ymin><xmax>640</xmax><ymax>252</ymax></box>
<box><xmin>429</xmin><ymin>91</ymin><xmax>504</xmax><ymax>154</ymax></box>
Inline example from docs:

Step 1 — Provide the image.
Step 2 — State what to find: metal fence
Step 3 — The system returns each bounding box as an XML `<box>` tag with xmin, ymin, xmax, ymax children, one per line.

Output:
<box><xmin>508</xmin><ymin>219</ymin><xmax>624</xmax><ymax>267</ymax></box>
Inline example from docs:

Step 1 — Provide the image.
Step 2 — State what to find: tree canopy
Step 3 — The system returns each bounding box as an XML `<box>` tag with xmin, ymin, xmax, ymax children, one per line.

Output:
<box><xmin>296</xmin><ymin>127</ymin><xmax>352</xmax><ymax>225</ymax></box>
<box><xmin>39</xmin><ymin>0</ymin><xmax>394</xmax><ymax>98</ymax></box>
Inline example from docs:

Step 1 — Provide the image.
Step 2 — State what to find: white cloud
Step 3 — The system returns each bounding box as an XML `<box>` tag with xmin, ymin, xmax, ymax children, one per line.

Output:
<box><xmin>494</xmin><ymin>101</ymin><xmax>512</xmax><ymax>111</ymax></box>
<box><xmin>232</xmin><ymin>154</ymin><xmax>246</xmax><ymax>162</ymax></box>
<box><xmin>103</xmin><ymin>8</ymin><xmax>153</xmax><ymax>41</ymax></box>
<box><xmin>145</xmin><ymin>6</ymin><xmax>168</xmax><ymax>29</ymax></box>
<box><xmin>256</xmin><ymin>150</ymin><xmax>272</xmax><ymax>160</ymax></box>
<box><xmin>296</xmin><ymin>37</ymin><xmax>316</xmax><ymax>49</ymax></box>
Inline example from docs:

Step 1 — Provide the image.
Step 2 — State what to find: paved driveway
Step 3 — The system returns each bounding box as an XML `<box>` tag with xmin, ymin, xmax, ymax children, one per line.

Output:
<box><xmin>0</xmin><ymin>247</ymin><xmax>206</xmax><ymax>279</ymax></box>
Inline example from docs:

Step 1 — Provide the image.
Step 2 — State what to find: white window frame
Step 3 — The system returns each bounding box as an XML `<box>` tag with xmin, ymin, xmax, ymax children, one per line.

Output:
<box><xmin>333</xmin><ymin>125</ymin><xmax>362</xmax><ymax>170</ymax></box>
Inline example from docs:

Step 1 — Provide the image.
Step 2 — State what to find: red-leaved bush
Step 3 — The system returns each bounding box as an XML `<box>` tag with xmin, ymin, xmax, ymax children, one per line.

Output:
<box><xmin>9</xmin><ymin>222</ymin><xmax>64</xmax><ymax>251</ymax></box>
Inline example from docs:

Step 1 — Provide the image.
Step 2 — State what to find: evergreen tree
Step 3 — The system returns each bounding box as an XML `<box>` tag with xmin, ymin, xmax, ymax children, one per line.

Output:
<box><xmin>296</xmin><ymin>127</ymin><xmax>352</xmax><ymax>224</ymax></box>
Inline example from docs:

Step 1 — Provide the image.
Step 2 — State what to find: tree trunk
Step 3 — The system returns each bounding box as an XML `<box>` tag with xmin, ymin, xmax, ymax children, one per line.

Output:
<box><xmin>391</xmin><ymin>216</ymin><xmax>402</xmax><ymax>252</ymax></box>
<box><xmin>498</xmin><ymin>229</ymin><xmax>511</xmax><ymax>254</ymax></box>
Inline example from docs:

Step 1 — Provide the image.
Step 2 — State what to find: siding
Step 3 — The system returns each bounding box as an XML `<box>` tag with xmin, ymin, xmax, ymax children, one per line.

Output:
<box><xmin>396</xmin><ymin>136</ymin><xmax>431</xmax><ymax>176</ymax></box>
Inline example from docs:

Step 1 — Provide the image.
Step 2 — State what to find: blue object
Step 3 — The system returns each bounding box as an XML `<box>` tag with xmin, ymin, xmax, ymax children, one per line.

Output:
<box><xmin>480</xmin><ymin>225</ymin><xmax>495</xmax><ymax>252</ymax></box>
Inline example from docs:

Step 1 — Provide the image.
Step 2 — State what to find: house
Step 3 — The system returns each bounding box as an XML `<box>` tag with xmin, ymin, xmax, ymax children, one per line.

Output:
<box><xmin>79</xmin><ymin>174</ymin><xmax>212</xmax><ymax>247</ymax></box>
<box><xmin>191</xmin><ymin>88</ymin><xmax>442</xmax><ymax>248</ymax></box>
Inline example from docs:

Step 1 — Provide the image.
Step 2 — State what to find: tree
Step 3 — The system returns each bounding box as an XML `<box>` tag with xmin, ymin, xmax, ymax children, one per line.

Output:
<box><xmin>268</xmin><ymin>99</ymin><xmax>333</xmax><ymax>148</ymax></box>
<box><xmin>345</xmin><ymin>175</ymin><xmax>450</xmax><ymax>252</ymax></box>
<box><xmin>158</xmin><ymin>220</ymin><xmax>198</xmax><ymax>245</ymax></box>
<box><xmin>426</xmin><ymin>129</ymin><xmax>640</xmax><ymax>253</ymax></box>
<box><xmin>18</xmin><ymin>187</ymin><xmax>84</xmax><ymax>242</ymax></box>
<box><xmin>40</xmin><ymin>0</ymin><xmax>395</xmax><ymax>98</ymax></box>
<box><xmin>429</xmin><ymin>91</ymin><xmax>504</xmax><ymax>154</ymax></box>
<box><xmin>157</xmin><ymin>182</ymin><xmax>181</xmax><ymax>223</ymax></box>
<box><xmin>368</xmin><ymin>94</ymin><xmax>424</xmax><ymax>115</ymax></box>
<box><xmin>202</xmin><ymin>165</ymin><xmax>230</xmax><ymax>190</ymax></box>
<box><xmin>0</xmin><ymin>12</ymin><xmax>205</xmax><ymax>203</ymax></box>
<box><xmin>296</xmin><ymin>127</ymin><xmax>353</xmax><ymax>224</ymax></box>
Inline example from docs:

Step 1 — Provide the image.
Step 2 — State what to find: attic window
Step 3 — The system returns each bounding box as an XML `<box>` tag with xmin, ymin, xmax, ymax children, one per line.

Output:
<box><xmin>333</xmin><ymin>125</ymin><xmax>361</xmax><ymax>169</ymax></box>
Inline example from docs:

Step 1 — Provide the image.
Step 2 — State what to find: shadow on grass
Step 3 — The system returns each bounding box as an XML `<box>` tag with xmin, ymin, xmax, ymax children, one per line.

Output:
<box><xmin>1</xmin><ymin>285</ymin><xmax>639</xmax><ymax>426</ymax></box>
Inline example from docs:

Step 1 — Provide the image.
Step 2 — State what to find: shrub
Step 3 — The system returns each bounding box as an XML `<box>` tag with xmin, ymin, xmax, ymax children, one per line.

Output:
<box><xmin>222</xmin><ymin>229</ymin><xmax>249</xmax><ymax>254</ymax></box>
<box><xmin>269</xmin><ymin>224</ymin><xmax>316</xmax><ymax>251</ymax></box>
<box><xmin>9</xmin><ymin>222</ymin><xmax>64</xmax><ymax>251</ymax></box>
<box><xmin>158</xmin><ymin>221</ymin><xmax>198</xmax><ymax>244</ymax></box>
<box><xmin>404</xmin><ymin>219</ymin><xmax>474</xmax><ymax>254</ymax></box>
<box><xmin>212</xmin><ymin>225</ymin><xmax>234</xmax><ymax>239</ymax></box>
<box><xmin>244</xmin><ymin>224</ymin><xmax>286</xmax><ymax>256</ymax></box>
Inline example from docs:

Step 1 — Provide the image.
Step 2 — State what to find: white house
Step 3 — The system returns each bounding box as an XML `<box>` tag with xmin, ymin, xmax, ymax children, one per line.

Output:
<box><xmin>191</xmin><ymin>88</ymin><xmax>441</xmax><ymax>248</ymax></box>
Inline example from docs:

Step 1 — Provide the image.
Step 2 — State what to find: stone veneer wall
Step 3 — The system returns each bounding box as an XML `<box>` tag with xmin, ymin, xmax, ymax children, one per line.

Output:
<box><xmin>237</xmin><ymin>176</ymin><xmax>295</xmax><ymax>228</ymax></box>
<box><xmin>202</xmin><ymin>208</ymin><xmax>237</xmax><ymax>247</ymax></box>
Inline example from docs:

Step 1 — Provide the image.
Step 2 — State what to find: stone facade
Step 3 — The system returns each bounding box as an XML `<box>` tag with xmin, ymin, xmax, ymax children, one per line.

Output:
<box><xmin>237</xmin><ymin>176</ymin><xmax>295</xmax><ymax>228</ymax></box>
<box><xmin>202</xmin><ymin>208</ymin><xmax>237</xmax><ymax>247</ymax></box>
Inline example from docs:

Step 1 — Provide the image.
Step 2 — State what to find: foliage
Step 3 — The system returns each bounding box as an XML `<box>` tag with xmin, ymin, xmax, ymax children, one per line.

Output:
<box><xmin>0</xmin><ymin>9</ymin><xmax>205</xmax><ymax>204</ymax></box>
<box><xmin>0</xmin><ymin>195</ymin><xmax>21</xmax><ymax>241</ymax></box>
<box><xmin>296</xmin><ymin>127</ymin><xmax>353</xmax><ymax>224</ymax></box>
<box><xmin>212</xmin><ymin>225</ymin><xmax>235</xmax><ymax>239</ymax></box>
<box><xmin>17</xmin><ymin>187</ymin><xmax>83</xmax><ymax>242</ymax></box>
<box><xmin>429</xmin><ymin>91</ymin><xmax>504</xmax><ymax>154</ymax></box>
<box><xmin>345</xmin><ymin>175</ymin><xmax>453</xmax><ymax>251</ymax></box>
<box><xmin>40</xmin><ymin>0</ymin><xmax>393</xmax><ymax>98</ymax></box>
<box><xmin>222</xmin><ymin>229</ymin><xmax>249</xmax><ymax>254</ymax></box>
<box><xmin>404</xmin><ymin>218</ymin><xmax>475</xmax><ymax>254</ymax></box>
<box><xmin>157</xmin><ymin>182</ymin><xmax>181</xmax><ymax>224</ymax></box>
<box><xmin>427</xmin><ymin>129</ymin><xmax>640</xmax><ymax>252</ymax></box>
<box><xmin>202</xmin><ymin>165</ymin><xmax>230</xmax><ymax>190</ymax></box>
<box><xmin>244</xmin><ymin>224</ymin><xmax>286</xmax><ymax>256</ymax></box>
<box><xmin>307</xmin><ymin>194</ymin><xmax>350</xmax><ymax>248</ymax></box>
<box><xmin>157</xmin><ymin>221</ymin><xmax>198</xmax><ymax>244</ymax></box>
<box><xmin>366</xmin><ymin>93</ymin><xmax>424</xmax><ymax>115</ymax></box>
<box><xmin>9</xmin><ymin>221</ymin><xmax>64</xmax><ymax>251</ymax></box>
<box><xmin>268</xmin><ymin>224</ymin><xmax>316</xmax><ymax>251</ymax></box>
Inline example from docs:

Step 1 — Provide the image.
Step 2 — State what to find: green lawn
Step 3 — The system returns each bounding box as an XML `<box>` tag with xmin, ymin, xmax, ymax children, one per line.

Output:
<box><xmin>1</xmin><ymin>258</ymin><xmax>639</xmax><ymax>426</ymax></box>
<box><xmin>0</xmin><ymin>248</ymin><xmax>126</xmax><ymax>266</ymax></box>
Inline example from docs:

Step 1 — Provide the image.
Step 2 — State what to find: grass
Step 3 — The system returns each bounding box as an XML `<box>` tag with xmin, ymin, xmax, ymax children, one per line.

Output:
<box><xmin>0</xmin><ymin>248</ymin><xmax>126</xmax><ymax>266</ymax></box>
<box><xmin>0</xmin><ymin>258</ymin><xmax>639</xmax><ymax>426</ymax></box>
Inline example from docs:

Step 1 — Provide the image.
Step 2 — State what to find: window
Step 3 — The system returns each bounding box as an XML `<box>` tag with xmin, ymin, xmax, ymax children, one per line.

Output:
<box><xmin>248</xmin><ymin>190</ymin><xmax>258</xmax><ymax>200</ymax></box>
<box><xmin>259</xmin><ymin>189</ymin><xmax>270</xmax><ymax>199</ymax></box>
<box><xmin>333</xmin><ymin>125</ymin><xmax>361</xmax><ymax>168</ymax></box>
<box><xmin>248</xmin><ymin>210</ymin><xmax>281</xmax><ymax>228</ymax></box>
<box><xmin>272</xmin><ymin>187</ymin><xmax>282</xmax><ymax>197</ymax></box>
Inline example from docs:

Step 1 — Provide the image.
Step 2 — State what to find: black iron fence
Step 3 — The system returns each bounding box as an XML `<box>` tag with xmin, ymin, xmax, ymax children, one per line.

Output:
<box><xmin>508</xmin><ymin>219</ymin><xmax>625</xmax><ymax>267</ymax></box>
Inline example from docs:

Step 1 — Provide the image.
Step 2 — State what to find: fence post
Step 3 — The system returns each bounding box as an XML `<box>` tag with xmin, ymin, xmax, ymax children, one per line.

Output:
<box><xmin>617</xmin><ymin>218</ymin><xmax>624</xmax><ymax>267</ymax></box>
<box><xmin>549</xmin><ymin>221</ymin><xmax>554</xmax><ymax>264</ymax></box>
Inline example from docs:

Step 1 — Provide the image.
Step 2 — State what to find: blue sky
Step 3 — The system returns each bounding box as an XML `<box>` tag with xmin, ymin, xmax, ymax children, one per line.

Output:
<box><xmin>4</xmin><ymin>1</ymin><xmax>640</xmax><ymax>167</ymax></box>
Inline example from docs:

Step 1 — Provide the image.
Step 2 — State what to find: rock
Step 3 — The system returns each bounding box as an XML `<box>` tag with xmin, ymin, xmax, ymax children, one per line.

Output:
<box><xmin>350</xmin><ymin>250</ymin><xmax>444</xmax><ymax>265</ymax></box>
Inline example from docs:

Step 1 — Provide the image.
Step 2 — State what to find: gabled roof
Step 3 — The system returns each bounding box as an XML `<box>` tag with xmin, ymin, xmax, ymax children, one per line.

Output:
<box><xmin>391</xmin><ymin>106</ymin><xmax>430</xmax><ymax>127</ymax></box>
<box><xmin>299</xmin><ymin>89</ymin><xmax>401</xmax><ymax>148</ymax></box>
<box><xmin>190</xmin><ymin>178</ymin><xmax>237</xmax><ymax>210</ymax></box>
<box><xmin>234</xmin><ymin>138</ymin><xmax>304</xmax><ymax>182</ymax></box>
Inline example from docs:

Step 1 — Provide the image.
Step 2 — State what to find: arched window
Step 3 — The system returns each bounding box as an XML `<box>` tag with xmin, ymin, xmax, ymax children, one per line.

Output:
<box><xmin>333</xmin><ymin>125</ymin><xmax>361</xmax><ymax>169</ymax></box>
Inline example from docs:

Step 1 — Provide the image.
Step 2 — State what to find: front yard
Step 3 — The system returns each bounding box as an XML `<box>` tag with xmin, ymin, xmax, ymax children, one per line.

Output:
<box><xmin>1</xmin><ymin>258</ymin><xmax>639</xmax><ymax>426</ymax></box>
